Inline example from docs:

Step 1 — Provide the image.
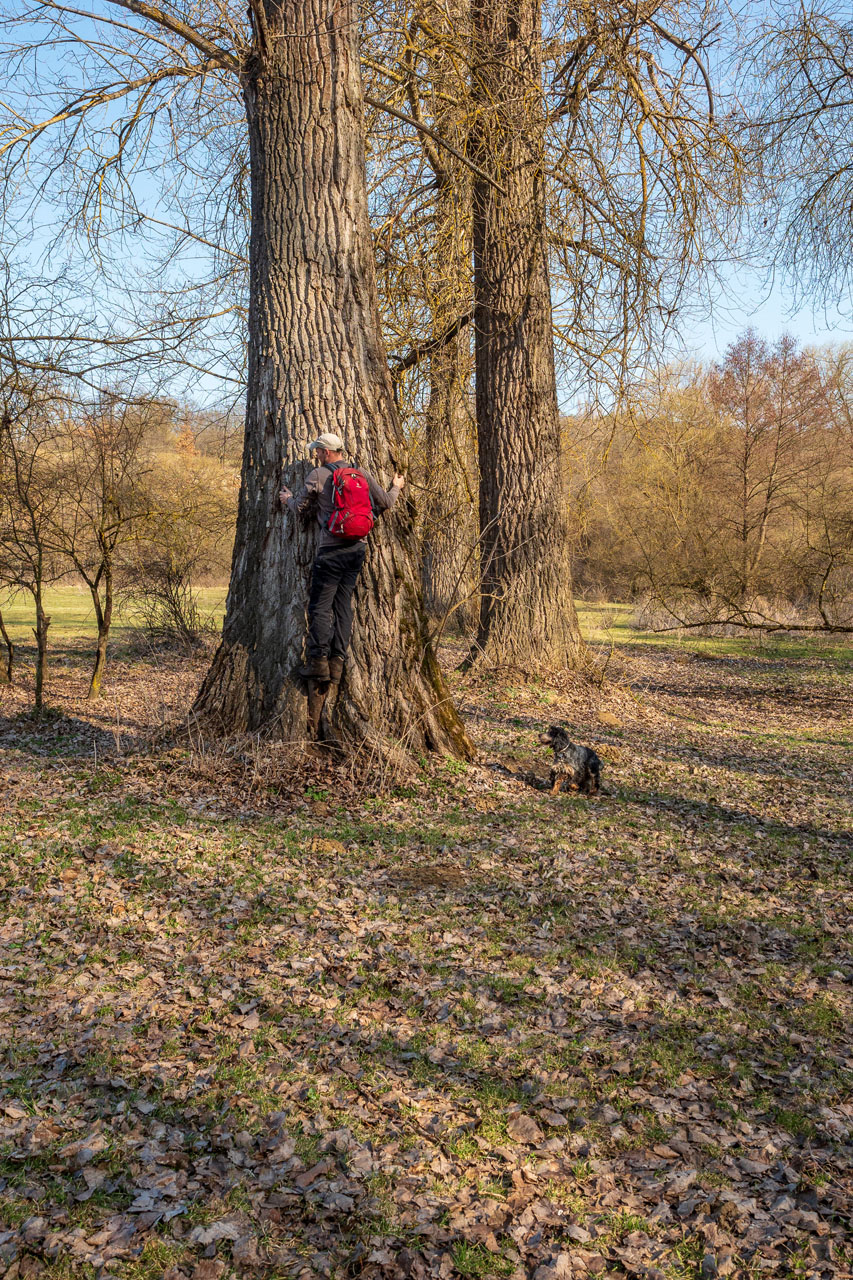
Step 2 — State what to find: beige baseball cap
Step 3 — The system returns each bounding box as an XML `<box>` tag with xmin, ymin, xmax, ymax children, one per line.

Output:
<box><xmin>307</xmin><ymin>432</ymin><xmax>344</xmax><ymax>452</ymax></box>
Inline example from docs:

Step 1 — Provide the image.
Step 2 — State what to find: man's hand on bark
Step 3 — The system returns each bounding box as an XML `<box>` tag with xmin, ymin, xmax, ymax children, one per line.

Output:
<box><xmin>279</xmin><ymin>487</ymin><xmax>292</xmax><ymax>505</ymax></box>
<box><xmin>393</xmin><ymin>473</ymin><xmax>405</xmax><ymax>489</ymax></box>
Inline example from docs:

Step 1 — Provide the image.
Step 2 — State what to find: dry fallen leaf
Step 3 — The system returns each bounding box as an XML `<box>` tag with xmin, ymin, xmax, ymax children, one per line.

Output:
<box><xmin>506</xmin><ymin>1114</ymin><xmax>545</xmax><ymax>1145</ymax></box>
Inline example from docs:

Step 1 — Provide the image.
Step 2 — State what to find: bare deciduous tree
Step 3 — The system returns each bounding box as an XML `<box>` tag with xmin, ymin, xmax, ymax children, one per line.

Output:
<box><xmin>708</xmin><ymin>331</ymin><xmax>826</xmax><ymax>603</ymax></box>
<box><xmin>120</xmin><ymin>438</ymin><xmax>237</xmax><ymax>651</ymax></box>
<box><xmin>467</xmin><ymin>0</ymin><xmax>584</xmax><ymax>668</ymax></box>
<box><xmin>365</xmin><ymin>0</ymin><xmax>742</xmax><ymax>667</ymax></box>
<box><xmin>2</xmin><ymin>0</ymin><xmax>472</xmax><ymax>759</ymax></box>
<box><xmin>54</xmin><ymin>392</ymin><xmax>164</xmax><ymax>697</ymax></box>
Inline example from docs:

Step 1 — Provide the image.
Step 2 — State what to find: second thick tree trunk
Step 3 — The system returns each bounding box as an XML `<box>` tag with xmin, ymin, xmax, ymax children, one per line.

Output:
<box><xmin>470</xmin><ymin>0</ymin><xmax>584</xmax><ymax>667</ymax></box>
<box><xmin>422</xmin><ymin>156</ymin><xmax>477</xmax><ymax>625</ymax></box>
<box><xmin>414</xmin><ymin>0</ymin><xmax>478</xmax><ymax>630</ymax></box>
<box><xmin>191</xmin><ymin>0</ymin><xmax>471</xmax><ymax>760</ymax></box>
<box><xmin>422</xmin><ymin>320</ymin><xmax>477</xmax><ymax>628</ymax></box>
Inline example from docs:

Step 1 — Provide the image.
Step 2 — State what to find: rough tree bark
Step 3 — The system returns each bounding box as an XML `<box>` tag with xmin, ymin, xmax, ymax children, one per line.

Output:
<box><xmin>422</xmin><ymin>303</ymin><xmax>477</xmax><ymax>628</ymax></box>
<box><xmin>191</xmin><ymin>0</ymin><xmax>471</xmax><ymax>759</ymax></box>
<box><xmin>417</xmin><ymin>2</ymin><xmax>478</xmax><ymax>630</ymax></box>
<box><xmin>469</xmin><ymin>0</ymin><xmax>584</xmax><ymax>667</ymax></box>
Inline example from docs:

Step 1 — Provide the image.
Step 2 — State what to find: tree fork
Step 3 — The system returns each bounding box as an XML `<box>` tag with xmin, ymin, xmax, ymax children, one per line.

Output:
<box><xmin>190</xmin><ymin>0</ymin><xmax>472</xmax><ymax>760</ymax></box>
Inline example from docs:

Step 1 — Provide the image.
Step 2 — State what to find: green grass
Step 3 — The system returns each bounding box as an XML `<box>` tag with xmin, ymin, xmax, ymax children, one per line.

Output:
<box><xmin>672</xmin><ymin>1235</ymin><xmax>706</xmax><ymax>1279</ymax></box>
<box><xmin>451</xmin><ymin>1241</ymin><xmax>515</xmax><ymax>1277</ymax></box>
<box><xmin>0</xmin><ymin>585</ymin><xmax>228</xmax><ymax>643</ymax></box>
<box><xmin>575</xmin><ymin>601</ymin><xmax>853</xmax><ymax>664</ymax></box>
<box><xmin>117</xmin><ymin>1238</ymin><xmax>188</xmax><ymax>1279</ymax></box>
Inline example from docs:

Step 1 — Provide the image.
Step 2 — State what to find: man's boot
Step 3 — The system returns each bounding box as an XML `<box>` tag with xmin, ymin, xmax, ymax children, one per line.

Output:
<box><xmin>328</xmin><ymin>656</ymin><xmax>345</xmax><ymax>684</ymax></box>
<box><xmin>300</xmin><ymin>655</ymin><xmax>330</xmax><ymax>681</ymax></box>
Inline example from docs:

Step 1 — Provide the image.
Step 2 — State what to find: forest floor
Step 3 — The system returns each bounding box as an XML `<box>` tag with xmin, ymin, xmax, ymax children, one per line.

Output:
<box><xmin>0</xmin><ymin>602</ymin><xmax>851</xmax><ymax>1280</ymax></box>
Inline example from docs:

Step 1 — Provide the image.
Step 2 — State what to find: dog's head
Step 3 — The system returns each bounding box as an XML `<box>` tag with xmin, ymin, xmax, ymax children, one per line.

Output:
<box><xmin>539</xmin><ymin>724</ymin><xmax>570</xmax><ymax>750</ymax></box>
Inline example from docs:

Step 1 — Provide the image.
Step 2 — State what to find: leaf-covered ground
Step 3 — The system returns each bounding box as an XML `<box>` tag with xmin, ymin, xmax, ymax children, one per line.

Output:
<box><xmin>0</xmin><ymin>626</ymin><xmax>851</xmax><ymax>1280</ymax></box>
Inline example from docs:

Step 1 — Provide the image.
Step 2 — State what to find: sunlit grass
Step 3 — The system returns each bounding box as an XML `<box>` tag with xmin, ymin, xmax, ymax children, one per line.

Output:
<box><xmin>575</xmin><ymin>601</ymin><xmax>853</xmax><ymax>664</ymax></box>
<box><xmin>0</xmin><ymin>585</ymin><xmax>228</xmax><ymax>643</ymax></box>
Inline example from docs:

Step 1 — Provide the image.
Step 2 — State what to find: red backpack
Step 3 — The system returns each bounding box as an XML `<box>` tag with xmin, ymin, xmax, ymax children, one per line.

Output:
<box><xmin>326</xmin><ymin>465</ymin><xmax>375</xmax><ymax>539</ymax></box>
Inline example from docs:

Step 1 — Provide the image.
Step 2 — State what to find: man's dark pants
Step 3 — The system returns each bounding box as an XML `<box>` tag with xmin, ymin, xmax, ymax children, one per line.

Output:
<box><xmin>306</xmin><ymin>541</ymin><xmax>367</xmax><ymax>660</ymax></box>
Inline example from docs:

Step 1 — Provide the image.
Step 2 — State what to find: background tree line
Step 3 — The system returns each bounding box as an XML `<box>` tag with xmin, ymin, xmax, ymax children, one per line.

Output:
<box><xmin>570</xmin><ymin>334</ymin><xmax>853</xmax><ymax>633</ymax></box>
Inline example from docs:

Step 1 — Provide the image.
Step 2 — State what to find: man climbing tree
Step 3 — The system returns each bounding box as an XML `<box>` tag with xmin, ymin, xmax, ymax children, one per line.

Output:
<box><xmin>279</xmin><ymin>433</ymin><xmax>405</xmax><ymax>684</ymax></box>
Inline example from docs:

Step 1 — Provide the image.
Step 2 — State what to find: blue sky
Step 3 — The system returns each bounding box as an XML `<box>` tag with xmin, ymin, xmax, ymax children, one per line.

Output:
<box><xmin>687</xmin><ymin>272</ymin><xmax>851</xmax><ymax>364</ymax></box>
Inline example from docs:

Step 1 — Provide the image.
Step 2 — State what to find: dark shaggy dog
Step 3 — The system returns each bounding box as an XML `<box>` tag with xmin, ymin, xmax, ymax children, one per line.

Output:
<box><xmin>539</xmin><ymin>725</ymin><xmax>601</xmax><ymax>795</ymax></box>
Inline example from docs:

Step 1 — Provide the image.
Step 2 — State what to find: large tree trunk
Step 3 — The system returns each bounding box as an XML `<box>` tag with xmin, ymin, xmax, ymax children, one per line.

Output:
<box><xmin>191</xmin><ymin>0</ymin><xmax>471</xmax><ymax>760</ymax></box>
<box><xmin>419</xmin><ymin>10</ymin><xmax>478</xmax><ymax>631</ymax></box>
<box><xmin>469</xmin><ymin>0</ymin><xmax>584</xmax><ymax>667</ymax></box>
<box><xmin>422</xmin><ymin>313</ymin><xmax>477</xmax><ymax>629</ymax></box>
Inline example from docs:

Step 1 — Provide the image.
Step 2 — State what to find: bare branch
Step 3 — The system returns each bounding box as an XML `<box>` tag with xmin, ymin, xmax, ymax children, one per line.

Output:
<box><xmin>391</xmin><ymin>308</ymin><xmax>474</xmax><ymax>378</ymax></box>
<box><xmin>0</xmin><ymin>65</ymin><xmax>209</xmax><ymax>159</ymax></box>
<box><xmin>646</xmin><ymin>19</ymin><xmax>715</xmax><ymax>122</ymax></box>
<box><xmin>100</xmin><ymin>0</ymin><xmax>239</xmax><ymax>70</ymax></box>
<box><xmin>363</xmin><ymin>94</ymin><xmax>508</xmax><ymax>195</ymax></box>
